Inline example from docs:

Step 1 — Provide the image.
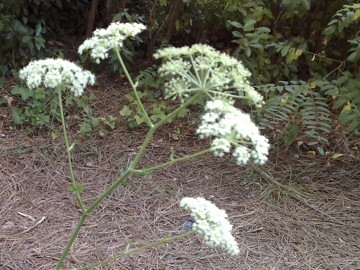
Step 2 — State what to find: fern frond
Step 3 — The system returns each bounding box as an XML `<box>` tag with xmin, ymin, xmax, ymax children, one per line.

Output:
<box><xmin>300</xmin><ymin>93</ymin><xmax>331</xmax><ymax>144</ymax></box>
<box><xmin>255</xmin><ymin>81</ymin><xmax>305</xmax><ymax>130</ymax></box>
<box><xmin>135</xmin><ymin>65</ymin><xmax>158</xmax><ymax>87</ymax></box>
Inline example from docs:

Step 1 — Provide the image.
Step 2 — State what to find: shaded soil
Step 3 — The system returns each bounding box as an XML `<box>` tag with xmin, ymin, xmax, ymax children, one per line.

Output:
<box><xmin>1</xmin><ymin>78</ymin><xmax>360</xmax><ymax>269</ymax></box>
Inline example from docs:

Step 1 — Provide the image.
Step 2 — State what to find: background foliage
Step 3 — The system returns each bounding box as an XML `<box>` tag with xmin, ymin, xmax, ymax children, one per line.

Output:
<box><xmin>1</xmin><ymin>0</ymin><xmax>359</xmax><ymax>153</ymax></box>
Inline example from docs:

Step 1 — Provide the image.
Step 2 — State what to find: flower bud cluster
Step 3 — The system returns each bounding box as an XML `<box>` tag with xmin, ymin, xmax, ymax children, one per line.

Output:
<box><xmin>78</xmin><ymin>22</ymin><xmax>146</xmax><ymax>63</ymax></box>
<box><xmin>197</xmin><ymin>99</ymin><xmax>270</xmax><ymax>165</ymax></box>
<box><xmin>180</xmin><ymin>197</ymin><xmax>240</xmax><ymax>256</ymax></box>
<box><xmin>19</xmin><ymin>58</ymin><xmax>95</xmax><ymax>96</ymax></box>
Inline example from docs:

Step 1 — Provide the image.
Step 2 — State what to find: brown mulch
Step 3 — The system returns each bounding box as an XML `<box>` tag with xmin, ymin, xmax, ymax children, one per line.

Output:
<box><xmin>1</xmin><ymin>77</ymin><xmax>360</xmax><ymax>270</ymax></box>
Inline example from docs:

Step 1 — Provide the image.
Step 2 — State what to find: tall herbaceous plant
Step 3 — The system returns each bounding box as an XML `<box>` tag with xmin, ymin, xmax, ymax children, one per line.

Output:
<box><xmin>18</xmin><ymin>22</ymin><xmax>269</xmax><ymax>269</ymax></box>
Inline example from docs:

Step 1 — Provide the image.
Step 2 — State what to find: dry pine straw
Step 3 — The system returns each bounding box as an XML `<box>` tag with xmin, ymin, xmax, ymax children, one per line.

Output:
<box><xmin>0</xmin><ymin>83</ymin><xmax>359</xmax><ymax>269</ymax></box>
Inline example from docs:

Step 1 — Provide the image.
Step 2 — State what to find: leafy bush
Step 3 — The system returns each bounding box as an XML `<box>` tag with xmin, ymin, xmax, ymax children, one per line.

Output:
<box><xmin>0</xmin><ymin>0</ymin><xmax>90</xmax><ymax>76</ymax></box>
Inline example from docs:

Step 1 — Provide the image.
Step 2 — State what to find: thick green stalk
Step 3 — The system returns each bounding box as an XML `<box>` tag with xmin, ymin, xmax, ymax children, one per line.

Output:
<box><xmin>129</xmin><ymin>90</ymin><xmax>203</xmax><ymax>169</ymax></box>
<box><xmin>68</xmin><ymin>230</ymin><xmax>196</xmax><ymax>270</ymax></box>
<box><xmin>113</xmin><ymin>47</ymin><xmax>153</xmax><ymax>128</ymax></box>
<box><xmin>55</xmin><ymin>210</ymin><xmax>88</xmax><ymax>269</ymax></box>
<box><xmin>57</xmin><ymin>87</ymin><xmax>85</xmax><ymax>212</ymax></box>
<box><xmin>153</xmin><ymin>91</ymin><xmax>202</xmax><ymax>130</ymax></box>
<box><xmin>54</xmin><ymin>170</ymin><xmax>132</xmax><ymax>270</ymax></box>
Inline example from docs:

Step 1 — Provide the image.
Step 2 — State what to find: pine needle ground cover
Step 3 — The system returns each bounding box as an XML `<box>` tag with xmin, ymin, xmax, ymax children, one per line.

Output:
<box><xmin>1</xmin><ymin>78</ymin><xmax>359</xmax><ymax>269</ymax></box>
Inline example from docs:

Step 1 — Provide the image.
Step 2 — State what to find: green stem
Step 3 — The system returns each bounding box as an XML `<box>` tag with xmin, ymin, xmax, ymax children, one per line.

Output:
<box><xmin>55</xmin><ymin>170</ymin><xmax>131</xmax><ymax>270</ymax></box>
<box><xmin>131</xmin><ymin>148</ymin><xmax>211</xmax><ymax>175</ymax></box>
<box><xmin>153</xmin><ymin>91</ymin><xmax>202</xmax><ymax>130</ymax></box>
<box><xmin>129</xmin><ymin>91</ymin><xmax>203</xmax><ymax>170</ymax></box>
<box><xmin>55</xmin><ymin>210</ymin><xmax>88</xmax><ymax>270</ymax></box>
<box><xmin>304</xmin><ymin>50</ymin><xmax>344</xmax><ymax>63</ymax></box>
<box><xmin>113</xmin><ymin>47</ymin><xmax>153</xmax><ymax>128</ymax></box>
<box><xmin>323</xmin><ymin>61</ymin><xmax>345</xmax><ymax>81</ymax></box>
<box><xmin>86</xmin><ymin>170</ymin><xmax>131</xmax><ymax>213</ymax></box>
<box><xmin>67</xmin><ymin>230</ymin><xmax>196</xmax><ymax>270</ymax></box>
<box><xmin>57</xmin><ymin>86</ymin><xmax>85</xmax><ymax>212</ymax></box>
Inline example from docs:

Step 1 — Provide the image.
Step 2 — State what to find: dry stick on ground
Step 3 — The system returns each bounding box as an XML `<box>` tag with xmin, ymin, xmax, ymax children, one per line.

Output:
<box><xmin>251</xmin><ymin>164</ymin><xmax>345</xmax><ymax>225</ymax></box>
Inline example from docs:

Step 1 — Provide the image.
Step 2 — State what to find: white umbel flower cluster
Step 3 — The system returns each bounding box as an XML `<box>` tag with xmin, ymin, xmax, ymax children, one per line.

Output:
<box><xmin>78</xmin><ymin>22</ymin><xmax>146</xmax><ymax>63</ymax></box>
<box><xmin>19</xmin><ymin>58</ymin><xmax>95</xmax><ymax>96</ymax></box>
<box><xmin>197</xmin><ymin>99</ymin><xmax>270</xmax><ymax>165</ymax></box>
<box><xmin>154</xmin><ymin>44</ymin><xmax>264</xmax><ymax>107</ymax></box>
<box><xmin>180</xmin><ymin>197</ymin><xmax>240</xmax><ymax>256</ymax></box>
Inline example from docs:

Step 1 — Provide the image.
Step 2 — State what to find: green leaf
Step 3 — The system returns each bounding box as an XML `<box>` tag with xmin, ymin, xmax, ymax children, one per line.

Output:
<box><xmin>332</xmin><ymin>98</ymin><xmax>347</xmax><ymax>109</ymax></box>
<box><xmin>232</xmin><ymin>31</ymin><xmax>242</xmax><ymax>38</ymax></box>
<box><xmin>134</xmin><ymin>115</ymin><xmax>144</xmax><ymax>125</ymax></box>
<box><xmin>27</xmin><ymin>39</ymin><xmax>34</xmax><ymax>51</ymax></box>
<box><xmin>51</xmin><ymin>131</ymin><xmax>59</xmax><ymax>140</ymax></box>
<box><xmin>317</xmin><ymin>146</ymin><xmax>325</xmax><ymax>155</ymax></box>
<box><xmin>91</xmin><ymin>117</ymin><xmax>100</xmax><ymax>126</ymax></box>
<box><xmin>307</xmin><ymin>141</ymin><xmax>318</xmax><ymax>146</ymax></box>
<box><xmin>228</xmin><ymin>21</ymin><xmax>242</xmax><ymax>28</ymax></box>
<box><xmin>286</xmin><ymin>48</ymin><xmax>296</xmax><ymax>64</ymax></box>
<box><xmin>347</xmin><ymin>51</ymin><xmax>358</xmax><ymax>62</ymax></box>
<box><xmin>78</xmin><ymin>122</ymin><xmax>92</xmax><ymax>134</ymax></box>
<box><xmin>177</xmin><ymin>108</ymin><xmax>189</xmax><ymax>118</ymax></box>
<box><xmin>347</xmin><ymin>119</ymin><xmax>359</xmax><ymax>131</ymax></box>
<box><xmin>34</xmin><ymin>88</ymin><xmax>45</xmax><ymax>100</ymax></box>
<box><xmin>281</xmin><ymin>46</ymin><xmax>290</xmax><ymax>57</ymax></box>
<box><xmin>244</xmin><ymin>19</ymin><xmax>257</xmax><ymax>31</ymax></box>
<box><xmin>35</xmin><ymin>37</ymin><xmax>45</xmax><ymax>50</ymax></box>
<box><xmin>124</xmin><ymin>93</ymin><xmax>135</xmax><ymax>102</ymax></box>
<box><xmin>36</xmin><ymin>114</ymin><xmax>50</xmax><ymax>126</ymax></box>
<box><xmin>324</xmin><ymin>25</ymin><xmax>336</xmax><ymax>35</ymax></box>
<box><xmin>301</xmin><ymin>0</ymin><xmax>310</xmax><ymax>10</ymax></box>
<box><xmin>328</xmin><ymin>19</ymin><xmax>339</xmax><ymax>25</ymax></box>
<box><xmin>35</xmin><ymin>21</ymin><xmax>42</xmax><ymax>36</ymax></box>
<box><xmin>346</xmin><ymin>11</ymin><xmax>354</xmax><ymax>24</ymax></box>
<box><xmin>22</xmin><ymin>36</ymin><xmax>31</xmax><ymax>43</ymax></box>
<box><xmin>340</xmin><ymin>113</ymin><xmax>355</xmax><ymax>125</ymax></box>
<box><xmin>242</xmin><ymin>38</ymin><xmax>249</xmax><ymax>46</ymax></box>
<box><xmin>67</xmin><ymin>184</ymin><xmax>83</xmax><ymax>193</ymax></box>
<box><xmin>11</xmin><ymin>107</ymin><xmax>24</xmax><ymax>125</ymax></box>
<box><xmin>245</xmin><ymin>47</ymin><xmax>251</xmax><ymax>57</ymax></box>
<box><xmin>120</xmin><ymin>105</ymin><xmax>132</xmax><ymax>117</ymax></box>
<box><xmin>284</xmin><ymin>124</ymin><xmax>299</xmax><ymax>148</ymax></box>
<box><xmin>256</xmin><ymin>27</ymin><xmax>271</xmax><ymax>33</ymax></box>
<box><xmin>11</xmin><ymin>85</ymin><xmax>34</xmax><ymax>100</ymax></box>
<box><xmin>13</xmin><ymin>19</ymin><xmax>28</xmax><ymax>35</ymax></box>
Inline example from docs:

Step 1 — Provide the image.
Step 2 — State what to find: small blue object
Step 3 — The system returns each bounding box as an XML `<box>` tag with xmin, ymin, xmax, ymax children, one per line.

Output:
<box><xmin>182</xmin><ymin>219</ymin><xmax>194</xmax><ymax>231</ymax></box>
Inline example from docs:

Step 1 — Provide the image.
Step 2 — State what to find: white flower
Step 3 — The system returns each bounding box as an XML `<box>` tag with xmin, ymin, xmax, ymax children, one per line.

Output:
<box><xmin>78</xmin><ymin>22</ymin><xmax>146</xmax><ymax>63</ymax></box>
<box><xmin>19</xmin><ymin>58</ymin><xmax>95</xmax><ymax>96</ymax></box>
<box><xmin>211</xmin><ymin>138</ymin><xmax>231</xmax><ymax>157</ymax></box>
<box><xmin>180</xmin><ymin>197</ymin><xmax>240</xmax><ymax>256</ymax></box>
<box><xmin>154</xmin><ymin>44</ymin><xmax>264</xmax><ymax>107</ymax></box>
<box><xmin>197</xmin><ymin>99</ymin><xmax>270</xmax><ymax>165</ymax></box>
<box><xmin>232</xmin><ymin>146</ymin><xmax>250</xmax><ymax>165</ymax></box>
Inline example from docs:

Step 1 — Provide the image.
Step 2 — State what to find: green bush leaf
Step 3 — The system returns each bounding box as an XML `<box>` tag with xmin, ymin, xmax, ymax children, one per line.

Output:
<box><xmin>332</xmin><ymin>98</ymin><xmax>347</xmax><ymax>109</ymax></box>
<box><xmin>284</xmin><ymin>124</ymin><xmax>299</xmax><ymax>148</ymax></box>
<box><xmin>281</xmin><ymin>46</ymin><xmax>290</xmax><ymax>57</ymax></box>
<box><xmin>22</xmin><ymin>36</ymin><xmax>31</xmax><ymax>43</ymax></box>
<box><xmin>244</xmin><ymin>19</ymin><xmax>256</xmax><ymax>31</ymax></box>
<box><xmin>12</xmin><ymin>19</ymin><xmax>28</xmax><ymax>35</ymax></box>
<box><xmin>324</xmin><ymin>25</ymin><xmax>336</xmax><ymax>35</ymax></box>
<box><xmin>11</xmin><ymin>85</ymin><xmax>34</xmax><ymax>100</ymax></box>
<box><xmin>34</xmin><ymin>88</ymin><xmax>45</xmax><ymax>100</ymax></box>
<box><xmin>347</xmin><ymin>119</ymin><xmax>359</xmax><ymax>131</ymax></box>
<box><xmin>11</xmin><ymin>107</ymin><xmax>24</xmax><ymax>125</ymax></box>
<box><xmin>347</xmin><ymin>51</ymin><xmax>358</xmax><ymax>62</ymax></box>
